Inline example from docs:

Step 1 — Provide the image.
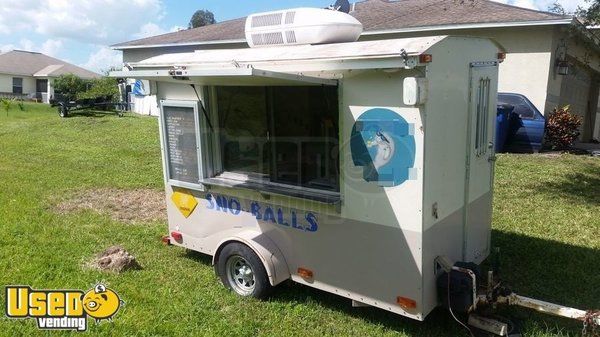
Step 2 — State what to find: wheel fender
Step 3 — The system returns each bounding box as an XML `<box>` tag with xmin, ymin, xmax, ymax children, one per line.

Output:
<box><xmin>213</xmin><ymin>231</ymin><xmax>290</xmax><ymax>286</ymax></box>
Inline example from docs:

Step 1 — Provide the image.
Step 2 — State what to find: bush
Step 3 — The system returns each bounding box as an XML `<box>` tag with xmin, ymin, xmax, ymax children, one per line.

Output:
<box><xmin>53</xmin><ymin>74</ymin><xmax>118</xmax><ymax>103</ymax></box>
<box><xmin>77</xmin><ymin>77</ymin><xmax>119</xmax><ymax>101</ymax></box>
<box><xmin>1</xmin><ymin>98</ymin><xmax>13</xmax><ymax>115</ymax></box>
<box><xmin>544</xmin><ymin>105</ymin><xmax>582</xmax><ymax>150</ymax></box>
<box><xmin>53</xmin><ymin>74</ymin><xmax>88</xmax><ymax>101</ymax></box>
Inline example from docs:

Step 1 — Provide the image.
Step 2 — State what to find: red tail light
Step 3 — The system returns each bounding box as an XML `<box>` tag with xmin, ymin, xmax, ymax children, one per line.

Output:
<box><xmin>171</xmin><ymin>231</ymin><xmax>183</xmax><ymax>242</ymax></box>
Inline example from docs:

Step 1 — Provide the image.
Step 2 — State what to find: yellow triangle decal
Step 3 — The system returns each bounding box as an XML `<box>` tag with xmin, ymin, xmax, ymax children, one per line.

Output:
<box><xmin>171</xmin><ymin>190</ymin><xmax>198</xmax><ymax>218</ymax></box>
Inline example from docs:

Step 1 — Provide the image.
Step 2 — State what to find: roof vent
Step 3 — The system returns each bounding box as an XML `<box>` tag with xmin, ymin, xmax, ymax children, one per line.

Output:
<box><xmin>251</xmin><ymin>13</ymin><xmax>283</xmax><ymax>28</ymax></box>
<box><xmin>245</xmin><ymin>7</ymin><xmax>363</xmax><ymax>48</ymax></box>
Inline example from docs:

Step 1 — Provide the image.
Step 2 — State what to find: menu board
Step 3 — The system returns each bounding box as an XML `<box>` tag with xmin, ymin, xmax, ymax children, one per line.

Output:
<box><xmin>164</xmin><ymin>106</ymin><xmax>200</xmax><ymax>184</ymax></box>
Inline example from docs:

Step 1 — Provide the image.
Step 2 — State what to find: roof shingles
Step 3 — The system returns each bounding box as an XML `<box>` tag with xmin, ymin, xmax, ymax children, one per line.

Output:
<box><xmin>113</xmin><ymin>0</ymin><xmax>570</xmax><ymax>48</ymax></box>
<box><xmin>0</xmin><ymin>50</ymin><xmax>100</xmax><ymax>78</ymax></box>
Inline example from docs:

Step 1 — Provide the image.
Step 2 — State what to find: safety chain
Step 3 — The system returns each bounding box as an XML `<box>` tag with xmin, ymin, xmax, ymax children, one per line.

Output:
<box><xmin>583</xmin><ymin>310</ymin><xmax>599</xmax><ymax>337</ymax></box>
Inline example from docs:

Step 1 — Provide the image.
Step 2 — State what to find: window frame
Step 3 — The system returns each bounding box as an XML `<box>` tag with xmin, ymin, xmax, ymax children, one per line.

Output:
<box><xmin>498</xmin><ymin>93</ymin><xmax>542</xmax><ymax>120</ymax></box>
<box><xmin>12</xmin><ymin>77</ymin><xmax>23</xmax><ymax>94</ymax></box>
<box><xmin>159</xmin><ymin>99</ymin><xmax>206</xmax><ymax>191</ymax></box>
<box><xmin>205</xmin><ymin>85</ymin><xmax>342</xmax><ymax>201</ymax></box>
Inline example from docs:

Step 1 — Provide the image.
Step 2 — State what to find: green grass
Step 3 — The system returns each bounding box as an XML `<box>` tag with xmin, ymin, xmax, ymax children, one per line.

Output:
<box><xmin>0</xmin><ymin>103</ymin><xmax>598</xmax><ymax>336</ymax></box>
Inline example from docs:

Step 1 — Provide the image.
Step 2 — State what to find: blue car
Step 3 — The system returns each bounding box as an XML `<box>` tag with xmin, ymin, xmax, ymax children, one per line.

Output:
<box><xmin>497</xmin><ymin>93</ymin><xmax>546</xmax><ymax>153</ymax></box>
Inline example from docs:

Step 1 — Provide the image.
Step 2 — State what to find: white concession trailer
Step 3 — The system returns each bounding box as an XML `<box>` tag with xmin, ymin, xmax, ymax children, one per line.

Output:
<box><xmin>112</xmin><ymin>8</ymin><xmax>599</xmax><ymax>333</ymax></box>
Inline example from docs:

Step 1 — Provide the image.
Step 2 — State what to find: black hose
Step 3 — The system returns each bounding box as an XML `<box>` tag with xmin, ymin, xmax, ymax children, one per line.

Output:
<box><xmin>190</xmin><ymin>84</ymin><xmax>214</xmax><ymax>132</ymax></box>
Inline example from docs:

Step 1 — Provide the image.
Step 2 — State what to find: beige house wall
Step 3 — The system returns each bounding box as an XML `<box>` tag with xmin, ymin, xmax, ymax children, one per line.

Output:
<box><xmin>361</xmin><ymin>26</ymin><xmax>556</xmax><ymax>114</ymax></box>
<box><xmin>0</xmin><ymin>74</ymin><xmax>11</xmax><ymax>92</ymax></box>
<box><xmin>120</xmin><ymin>24</ymin><xmax>600</xmax><ymax>139</ymax></box>
<box><xmin>0</xmin><ymin>74</ymin><xmax>36</xmax><ymax>95</ymax></box>
<box><xmin>546</xmin><ymin>25</ymin><xmax>600</xmax><ymax>140</ymax></box>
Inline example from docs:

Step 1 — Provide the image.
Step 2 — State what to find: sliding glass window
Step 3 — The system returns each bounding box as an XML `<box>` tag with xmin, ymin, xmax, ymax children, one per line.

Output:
<box><xmin>214</xmin><ymin>86</ymin><xmax>339</xmax><ymax>192</ymax></box>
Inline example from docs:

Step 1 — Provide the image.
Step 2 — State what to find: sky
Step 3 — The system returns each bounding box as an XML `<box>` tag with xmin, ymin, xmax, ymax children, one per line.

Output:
<box><xmin>0</xmin><ymin>0</ymin><xmax>590</xmax><ymax>74</ymax></box>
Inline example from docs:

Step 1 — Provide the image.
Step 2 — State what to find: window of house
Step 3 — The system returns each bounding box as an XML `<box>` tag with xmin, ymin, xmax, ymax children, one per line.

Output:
<box><xmin>12</xmin><ymin>78</ymin><xmax>23</xmax><ymax>94</ymax></box>
<box><xmin>475</xmin><ymin>77</ymin><xmax>491</xmax><ymax>157</ymax></box>
<box><xmin>214</xmin><ymin>86</ymin><xmax>340</xmax><ymax>192</ymax></box>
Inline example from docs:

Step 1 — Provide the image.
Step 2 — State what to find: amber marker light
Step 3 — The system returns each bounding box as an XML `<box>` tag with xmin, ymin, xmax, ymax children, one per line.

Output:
<box><xmin>397</xmin><ymin>296</ymin><xmax>417</xmax><ymax>310</ymax></box>
<box><xmin>419</xmin><ymin>54</ymin><xmax>433</xmax><ymax>63</ymax></box>
<box><xmin>297</xmin><ymin>268</ymin><xmax>314</xmax><ymax>279</ymax></box>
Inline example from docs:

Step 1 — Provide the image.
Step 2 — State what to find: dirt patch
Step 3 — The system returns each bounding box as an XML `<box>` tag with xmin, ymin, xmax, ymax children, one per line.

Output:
<box><xmin>55</xmin><ymin>188</ymin><xmax>167</xmax><ymax>224</ymax></box>
<box><xmin>87</xmin><ymin>246</ymin><xmax>141</xmax><ymax>272</ymax></box>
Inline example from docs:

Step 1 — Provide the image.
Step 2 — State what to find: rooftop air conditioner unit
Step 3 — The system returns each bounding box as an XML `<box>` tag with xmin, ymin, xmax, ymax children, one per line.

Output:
<box><xmin>245</xmin><ymin>7</ymin><xmax>363</xmax><ymax>48</ymax></box>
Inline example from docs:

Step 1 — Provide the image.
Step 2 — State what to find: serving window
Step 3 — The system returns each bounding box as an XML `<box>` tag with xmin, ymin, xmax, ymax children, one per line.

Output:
<box><xmin>211</xmin><ymin>85</ymin><xmax>340</xmax><ymax>194</ymax></box>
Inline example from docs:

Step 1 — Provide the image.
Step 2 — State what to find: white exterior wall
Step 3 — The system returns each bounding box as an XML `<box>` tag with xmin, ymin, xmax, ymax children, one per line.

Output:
<box><xmin>421</xmin><ymin>37</ymin><xmax>499</xmax><ymax>316</ymax></box>
<box><xmin>0</xmin><ymin>74</ymin><xmax>11</xmax><ymax>92</ymax></box>
<box><xmin>0</xmin><ymin>74</ymin><xmax>35</xmax><ymax>95</ymax></box>
<box><xmin>489</xmin><ymin>27</ymin><xmax>553</xmax><ymax>114</ymax></box>
<box><xmin>154</xmin><ymin>74</ymin><xmax>428</xmax><ymax>320</ymax></box>
<box><xmin>22</xmin><ymin>77</ymin><xmax>35</xmax><ymax>95</ymax></box>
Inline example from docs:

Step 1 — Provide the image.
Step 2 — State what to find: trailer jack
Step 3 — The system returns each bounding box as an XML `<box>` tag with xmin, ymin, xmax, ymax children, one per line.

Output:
<box><xmin>435</xmin><ymin>256</ymin><xmax>600</xmax><ymax>336</ymax></box>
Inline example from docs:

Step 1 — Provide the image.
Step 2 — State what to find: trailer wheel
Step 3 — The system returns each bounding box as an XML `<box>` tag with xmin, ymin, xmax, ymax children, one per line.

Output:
<box><xmin>57</xmin><ymin>104</ymin><xmax>68</xmax><ymax>118</ymax></box>
<box><xmin>216</xmin><ymin>243</ymin><xmax>271</xmax><ymax>299</ymax></box>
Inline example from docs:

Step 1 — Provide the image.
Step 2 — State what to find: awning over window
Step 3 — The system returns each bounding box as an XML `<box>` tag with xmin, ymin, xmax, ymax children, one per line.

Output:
<box><xmin>111</xmin><ymin>36</ymin><xmax>457</xmax><ymax>85</ymax></box>
<box><xmin>111</xmin><ymin>67</ymin><xmax>337</xmax><ymax>86</ymax></box>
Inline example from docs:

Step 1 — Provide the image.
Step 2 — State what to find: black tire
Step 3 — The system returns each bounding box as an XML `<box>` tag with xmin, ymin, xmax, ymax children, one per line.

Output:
<box><xmin>58</xmin><ymin>104</ymin><xmax>68</xmax><ymax>118</ymax></box>
<box><xmin>216</xmin><ymin>243</ymin><xmax>272</xmax><ymax>299</ymax></box>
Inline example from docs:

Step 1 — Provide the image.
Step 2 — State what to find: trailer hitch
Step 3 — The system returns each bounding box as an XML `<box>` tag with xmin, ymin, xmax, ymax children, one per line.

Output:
<box><xmin>476</xmin><ymin>278</ymin><xmax>600</xmax><ymax>336</ymax></box>
<box><xmin>436</xmin><ymin>256</ymin><xmax>600</xmax><ymax>336</ymax></box>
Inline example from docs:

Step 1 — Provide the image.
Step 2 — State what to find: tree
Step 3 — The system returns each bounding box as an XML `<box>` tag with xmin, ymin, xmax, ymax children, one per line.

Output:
<box><xmin>189</xmin><ymin>10</ymin><xmax>216</xmax><ymax>29</ymax></box>
<box><xmin>53</xmin><ymin>74</ymin><xmax>88</xmax><ymax>101</ymax></box>
<box><xmin>77</xmin><ymin>77</ymin><xmax>119</xmax><ymax>101</ymax></box>
<box><xmin>576</xmin><ymin>0</ymin><xmax>600</xmax><ymax>26</ymax></box>
<box><xmin>548</xmin><ymin>1</ymin><xmax>567</xmax><ymax>15</ymax></box>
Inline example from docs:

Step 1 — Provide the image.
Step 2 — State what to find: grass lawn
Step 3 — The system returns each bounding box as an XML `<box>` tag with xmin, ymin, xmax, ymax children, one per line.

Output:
<box><xmin>0</xmin><ymin>103</ymin><xmax>598</xmax><ymax>336</ymax></box>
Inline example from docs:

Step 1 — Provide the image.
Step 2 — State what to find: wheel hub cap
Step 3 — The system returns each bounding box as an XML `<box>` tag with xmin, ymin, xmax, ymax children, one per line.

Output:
<box><xmin>226</xmin><ymin>256</ymin><xmax>256</xmax><ymax>295</ymax></box>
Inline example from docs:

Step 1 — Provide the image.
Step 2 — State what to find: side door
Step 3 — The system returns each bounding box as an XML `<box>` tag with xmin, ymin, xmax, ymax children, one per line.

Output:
<box><xmin>464</xmin><ymin>62</ymin><xmax>498</xmax><ymax>263</ymax></box>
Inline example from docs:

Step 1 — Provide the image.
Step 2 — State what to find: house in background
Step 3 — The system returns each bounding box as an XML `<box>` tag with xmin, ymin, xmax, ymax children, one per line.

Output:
<box><xmin>112</xmin><ymin>0</ymin><xmax>600</xmax><ymax>142</ymax></box>
<box><xmin>0</xmin><ymin>50</ymin><xmax>100</xmax><ymax>104</ymax></box>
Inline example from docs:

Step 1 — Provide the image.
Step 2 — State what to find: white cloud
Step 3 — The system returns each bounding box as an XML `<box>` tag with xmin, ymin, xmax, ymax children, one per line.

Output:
<box><xmin>81</xmin><ymin>46</ymin><xmax>123</xmax><ymax>73</ymax></box>
<box><xmin>0</xmin><ymin>0</ymin><xmax>166</xmax><ymax>45</ymax></box>
<box><xmin>0</xmin><ymin>38</ymin><xmax>64</xmax><ymax>57</ymax></box>
<box><xmin>40</xmin><ymin>39</ymin><xmax>64</xmax><ymax>57</ymax></box>
<box><xmin>133</xmin><ymin>23</ymin><xmax>167</xmax><ymax>40</ymax></box>
<box><xmin>170</xmin><ymin>26</ymin><xmax>186</xmax><ymax>33</ymax></box>
<box><xmin>491</xmin><ymin>0</ymin><xmax>589</xmax><ymax>12</ymax></box>
<box><xmin>132</xmin><ymin>23</ymin><xmax>186</xmax><ymax>40</ymax></box>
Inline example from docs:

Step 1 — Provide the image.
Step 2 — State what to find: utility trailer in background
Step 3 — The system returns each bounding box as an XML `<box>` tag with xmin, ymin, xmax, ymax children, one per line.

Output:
<box><xmin>111</xmin><ymin>8</ymin><xmax>599</xmax><ymax>335</ymax></box>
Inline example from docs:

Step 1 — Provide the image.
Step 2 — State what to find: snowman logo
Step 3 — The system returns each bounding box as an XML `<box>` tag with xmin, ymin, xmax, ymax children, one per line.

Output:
<box><xmin>350</xmin><ymin>108</ymin><xmax>416</xmax><ymax>187</ymax></box>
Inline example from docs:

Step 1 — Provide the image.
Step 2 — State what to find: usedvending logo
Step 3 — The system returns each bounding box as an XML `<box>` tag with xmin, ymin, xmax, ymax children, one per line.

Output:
<box><xmin>5</xmin><ymin>283</ymin><xmax>123</xmax><ymax>332</ymax></box>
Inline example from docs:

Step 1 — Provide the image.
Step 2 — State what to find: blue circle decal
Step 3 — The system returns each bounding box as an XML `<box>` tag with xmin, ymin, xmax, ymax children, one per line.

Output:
<box><xmin>350</xmin><ymin>108</ymin><xmax>416</xmax><ymax>187</ymax></box>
